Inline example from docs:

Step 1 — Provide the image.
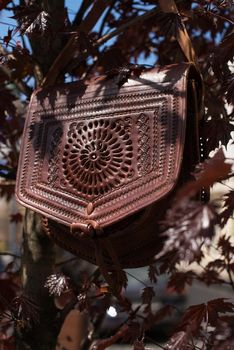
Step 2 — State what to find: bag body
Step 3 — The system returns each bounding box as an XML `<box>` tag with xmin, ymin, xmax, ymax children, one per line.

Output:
<box><xmin>16</xmin><ymin>63</ymin><xmax>203</xmax><ymax>268</ymax></box>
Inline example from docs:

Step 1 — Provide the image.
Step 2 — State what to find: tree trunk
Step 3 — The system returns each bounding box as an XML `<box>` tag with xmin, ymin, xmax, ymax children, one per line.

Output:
<box><xmin>15</xmin><ymin>209</ymin><xmax>59</xmax><ymax>350</ymax></box>
<box><xmin>15</xmin><ymin>1</ymin><xmax>67</xmax><ymax>348</ymax></box>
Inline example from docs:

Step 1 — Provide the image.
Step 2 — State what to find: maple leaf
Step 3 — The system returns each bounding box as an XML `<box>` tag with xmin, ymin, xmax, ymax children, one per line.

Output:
<box><xmin>178</xmin><ymin>149</ymin><xmax>232</xmax><ymax>198</ymax></box>
<box><xmin>156</xmin><ymin>201</ymin><xmax>217</xmax><ymax>264</ymax></box>
<box><xmin>11</xmin><ymin>295</ymin><xmax>40</xmax><ymax>326</ymax></box>
<box><xmin>148</xmin><ymin>264</ymin><xmax>157</xmax><ymax>284</ymax></box>
<box><xmin>220</xmin><ymin>190</ymin><xmax>234</xmax><ymax>228</ymax></box>
<box><xmin>214</xmin><ymin>33</ymin><xmax>234</xmax><ymax>74</ymax></box>
<box><xmin>3</xmin><ymin>29</ymin><xmax>13</xmax><ymax>47</ymax></box>
<box><xmin>206</xmin><ymin>259</ymin><xmax>227</xmax><ymax>271</ymax></box>
<box><xmin>6</xmin><ymin>47</ymin><xmax>33</xmax><ymax>80</ymax></box>
<box><xmin>141</xmin><ymin>287</ymin><xmax>155</xmax><ymax>305</ymax></box>
<box><xmin>156</xmin><ymin>11</ymin><xmax>184</xmax><ymax>39</ymax></box>
<box><xmin>25</xmin><ymin>11</ymin><xmax>51</xmax><ymax>37</ymax></box>
<box><xmin>13</xmin><ymin>5</ymin><xmax>51</xmax><ymax>37</ymax></box>
<box><xmin>44</xmin><ymin>273</ymin><xmax>70</xmax><ymax>296</ymax></box>
<box><xmin>198</xmin><ymin>269</ymin><xmax>225</xmax><ymax>285</ymax></box>
<box><xmin>141</xmin><ymin>287</ymin><xmax>155</xmax><ymax>313</ymax></box>
<box><xmin>195</xmin><ymin>149</ymin><xmax>231</xmax><ymax>184</ymax></box>
<box><xmin>207</xmin><ymin>299</ymin><xmax>234</xmax><ymax>326</ymax></box>
<box><xmin>165</xmin><ymin>331</ymin><xmax>190</xmax><ymax>350</ymax></box>
<box><xmin>223</xmin><ymin>73</ymin><xmax>234</xmax><ymax>105</ymax></box>
<box><xmin>147</xmin><ymin>305</ymin><xmax>174</xmax><ymax>327</ymax></box>
<box><xmin>77</xmin><ymin>292</ymin><xmax>90</xmax><ymax>312</ymax></box>
<box><xmin>201</xmin><ymin>117</ymin><xmax>234</xmax><ymax>153</ymax></box>
<box><xmin>167</xmin><ymin>271</ymin><xmax>195</xmax><ymax>294</ymax></box>
<box><xmin>178</xmin><ymin>298</ymin><xmax>234</xmax><ymax>335</ymax></box>
<box><xmin>107</xmin><ymin>268</ymin><xmax>128</xmax><ymax>291</ymax></box>
<box><xmin>218</xmin><ymin>235</ymin><xmax>234</xmax><ymax>258</ymax></box>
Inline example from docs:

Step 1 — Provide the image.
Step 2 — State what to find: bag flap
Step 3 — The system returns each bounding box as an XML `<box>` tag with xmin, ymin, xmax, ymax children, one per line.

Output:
<box><xmin>16</xmin><ymin>63</ymin><xmax>202</xmax><ymax>228</ymax></box>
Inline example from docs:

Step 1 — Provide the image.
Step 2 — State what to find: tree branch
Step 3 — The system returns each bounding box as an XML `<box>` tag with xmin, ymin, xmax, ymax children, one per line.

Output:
<box><xmin>42</xmin><ymin>6</ymin><xmax>159</xmax><ymax>86</ymax></box>
<box><xmin>73</xmin><ymin>0</ymin><xmax>93</xmax><ymax>27</ymax></box>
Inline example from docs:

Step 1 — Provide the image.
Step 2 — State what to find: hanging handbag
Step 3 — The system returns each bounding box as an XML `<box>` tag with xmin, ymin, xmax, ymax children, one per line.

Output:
<box><xmin>15</xmin><ymin>62</ymin><xmax>203</xmax><ymax>269</ymax></box>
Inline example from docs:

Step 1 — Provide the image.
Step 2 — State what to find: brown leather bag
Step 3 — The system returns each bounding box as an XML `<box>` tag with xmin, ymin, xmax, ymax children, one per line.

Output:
<box><xmin>16</xmin><ymin>63</ymin><xmax>203</xmax><ymax>269</ymax></box>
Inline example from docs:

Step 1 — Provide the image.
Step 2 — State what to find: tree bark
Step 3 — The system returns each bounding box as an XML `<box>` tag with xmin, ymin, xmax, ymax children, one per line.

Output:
<box><xmin>15</xmin><ymin>209</ymin><xmax>59</xmax><ymax>350</ymax></box>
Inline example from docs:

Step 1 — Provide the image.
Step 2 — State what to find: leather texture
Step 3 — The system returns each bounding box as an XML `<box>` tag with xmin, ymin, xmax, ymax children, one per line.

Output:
<box><xmin>16</xmin><ymin>63</ymin><xmax>203</xmax><ymax>268</ymax></box>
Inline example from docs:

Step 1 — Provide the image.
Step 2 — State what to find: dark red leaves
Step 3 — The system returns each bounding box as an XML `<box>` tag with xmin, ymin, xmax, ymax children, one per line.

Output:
<box><xmin>144</xmin><ymin>304</ymin><xmax>175</xmax><ymax>330</ymax></box>
<box><xmin>156</xmin><ymin>201</ymin><xmax>217</xmax><ymax>264</ymax></box>
<box><xmin>214</xmin><ymin>33</ymin><xmax>234</xmax><ymax>76</ymax></box>
<box><xmin>199</xmin><ymin>269</ymin><xmax>225</xmax><ymax>286</ymax></box>
<box><xmin>179</xmin><ymin>149</ymin><xmax>232</xmax><ymax>199</ymax></box>
<box><xmin>165</xmin><ymin>331</ymin><xmax>189</xmax><ymax>350</ymax></box>
<box><xmin>201</xmin><ymin>117</ymin><xmax>234</xmax><ymax>153</ymax></box>
<box><xmin>223</xmin><ymin>73</ymin><xmax>234</xmax><ymax>105</ymax></box>
<box><xmin>148</xmin><ymin>264</ymin><xmax>157</xmax><ymax>284</ymax></box>
<box><xmin>44</xmin><ymin>273</ymin><xmax>70</xmax><ymax>296</ymax></box>
<box><xmin>157</xmin><ymin>12</ymin><xmax>184</xmax><ymax>38</ymax></box>
<box><xmin>3</xmin><ymin>29</ymin><xmax>13</xmax><ymax>47</ymax></box>
<box><xmin>220</xmin><ymin>190</ymin><xmax>234</xmax><ymax>228</ymax></box>
<box><xmin>167</xmin><ymin>271</ymin><xmax>195</xmax><ymax>294</ymax></box>
<box><xmin>77</xmin><ymin>292</ymin><xmax>90</xmax><ymax>312</ymax></box>
<box><xmin>141</xmin><ymin>287</ymin><xmax>155</xmax><ymax>313</ymax></box>
<box><xmin>207</xmin><ymin>299</ymin><xmax>234</xmax><ymax>326</ymax></box>
<box><xmin>6</xmin><ymin>47</ymin><xmax>33</xmax><ymax>79</ymax></box>
<box><xmin>218</xmin><ymin>235</ymin><xmax>234</xmax><ymax>258</ymax></box>
<box><xmin>141</xmin><ymin>287</ymin><xmax>155</xmax><ymax>305</ymax></box>
<box><xmin>24</xmin><ymin>11</ymin><xmax>51</xmax><ymax>37</ymax></box>
<box><xmin>178</xmin><ymin>299</ymin><xmax>234</xmax><ymax>335</ymax></box>
<box><xmin>11</xmin><ymin>295</ymin><xmax>40</xmax><ymax>326</ymax></box>
<box><xmin>13</xmin><ymin>5</ymin><xmax>51</xmax><ymax>37</ymax></box>
<box><xmin>194</xmin><ymin>149</ymin><xmax>232</xmax><ymax>187</ymax></box>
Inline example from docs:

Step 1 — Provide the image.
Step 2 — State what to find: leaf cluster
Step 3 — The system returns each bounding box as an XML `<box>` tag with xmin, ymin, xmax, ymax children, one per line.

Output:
<box><xmin>0</xmin><ymin>0</ymin><xmax>234</xmax><ymax>349</ymax></box>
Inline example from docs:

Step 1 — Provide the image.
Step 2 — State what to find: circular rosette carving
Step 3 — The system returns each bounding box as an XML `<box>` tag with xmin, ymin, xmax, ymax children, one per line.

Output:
<box><xmin>62</xmin><ymin>119</ymin><xmax>133</xmax><ymax>196</ymax></box>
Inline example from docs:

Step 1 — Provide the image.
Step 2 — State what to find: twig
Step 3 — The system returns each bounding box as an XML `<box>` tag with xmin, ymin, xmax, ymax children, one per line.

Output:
<box><xmin>72</xmin><ymin>0</ymin><xmax>93</xmax><ymax>26</ymax></box>
<box><xmin>203</xmin><ymin>9</ymin><xmax>234</xmax><ymax>26</ymax></box>
<box><xmin>126</xmin><ymin>270</ymin><xmax>149</xmax><ymax>288</ymax></box>
<box><xmin>96</xmin><ymin>7</ymin><xmax>158</xmax><ymax>48</ymax></box>
<box><xmin>98</xmin><ymin>0</ymin><xmax>116</xmax><ymax>38</ymax></box>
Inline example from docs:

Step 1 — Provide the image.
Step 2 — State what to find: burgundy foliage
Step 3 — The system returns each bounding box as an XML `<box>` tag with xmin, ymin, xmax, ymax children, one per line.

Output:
<box><xmin>0</xmin><ymin>0</ymin><xmax>234</xmax><ymax>349</ymax></box>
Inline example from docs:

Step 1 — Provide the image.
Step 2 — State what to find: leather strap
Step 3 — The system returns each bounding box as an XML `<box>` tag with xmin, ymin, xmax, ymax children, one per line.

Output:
<box><xmin>158</xmin><ymin>0</ymin><xmax>197</xmax><ymax>65</ymax></box>
<box><xmin>71</xmin><ymin>220</ymin><xmax>123</xmax><ymax>294</ymax></box>
<box><xmin>94</xmin><ymin>237</ymin><xmax>123</xmax><ymax>295</ymax></box>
